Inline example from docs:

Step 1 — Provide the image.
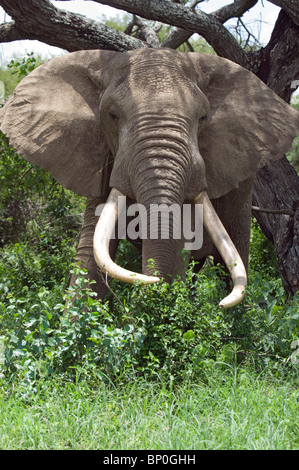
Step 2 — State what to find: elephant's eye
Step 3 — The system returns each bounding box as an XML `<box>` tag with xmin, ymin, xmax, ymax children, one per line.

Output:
<box><xmin>199</xmin><ymin>114</ymin><xmax>207</xmax><ymax>123</ymax></box>
<box><xmin>108</xmin><ymin>108</ymin><xmax>119</xmax><ymax>121</ymax></box>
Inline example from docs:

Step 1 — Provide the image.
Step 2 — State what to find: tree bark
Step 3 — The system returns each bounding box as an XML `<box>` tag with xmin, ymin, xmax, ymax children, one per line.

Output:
<box><xmin>250</xmin><ymin>10</ymin><xmax>299</xmax><ymax>294</ymax></box>
<box><xmin>0</xmin><ymin>0</ymin><xmax>146</xmax><ymax>51</ymax></box>
<box><xmin>254</xmin><ymin>9</ymin><xmax>299</xmax><ymax>101</ymax></box>
<box><xmin>269</xmin><ymin>0</ymin><xmax>299</xmax><ymax>26</ymax></box>
<box><xmin>94</xmin><ymin>0</ymin><xmax>248</xmax><ymax>64</ymax></box>
<box><xmin>253</xmin><ymin>158</ymin><xmax>299</xmax><ymax>294</ymax></box>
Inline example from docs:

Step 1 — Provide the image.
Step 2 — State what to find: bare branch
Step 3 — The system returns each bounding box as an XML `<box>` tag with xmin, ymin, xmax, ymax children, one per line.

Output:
<box><xmin>213</xmin><ymin>0</ymin><xmax>258</xmax><ymax>24</ymax></box>
<box><xmin>0</xmin><ymin>0</ymin><xmax>259</xmax><ymax>65</ymax></box>
<box><xmin>186</xmin><ymin>40</ymin><xmax>194</xmax><ymax>52</ymax></box>
<box><xmin>234</xmin><ymin>16</ymin><xmax>262</xmax><ymax>49</ymax></box>
<box><xmin>252</xmin><ymin>206</ymin><xmax>295</xmax><ymax>216</ymax></box>
<box><xmin>161</xmin><ymin>27</ymin><xmax>193</xmax><ymax>50</ymax></box>
<box><xmin>0</xmin><ymin>21</ymin><xmax>29</xmax><ymax>42</ymax></box>
<box><xmin>268</xmin><ymin>0</ymin><xmax>299</xmax><ymax>26</ymax></box>
<box><xmin>130</xmin><ymin>16</ymin><xmax>160</xmax><ymax>48</ymax></box>
<box><xmin>0</xmin><ymin>0</ymin><xmax>147</xmax><ymax>52</ymax></box>
<box><xmin>94</xmin><ymin>0</ymin><xmax>248</xmax><ymax>65</ymax></box>
<box><xmin>163</xmin><ymin>0</ymin><xmax>259</xmax><ymax>50</ymax></box>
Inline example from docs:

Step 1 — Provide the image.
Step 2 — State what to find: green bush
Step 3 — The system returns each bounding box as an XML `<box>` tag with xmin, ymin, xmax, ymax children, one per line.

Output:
<box><xmin>1</xmin><ymin>256</ymin><xmax>298</xmax><ymax>389</ymax></box>
<box><xmin>0</xmin><ymin>52</ymin><xmax>44</xmax><ymax>99</ymax></box>
<box><xmin>0</xmin><ymin>132</ymin><xmax>84</xmax><ymax>247</ymax></box>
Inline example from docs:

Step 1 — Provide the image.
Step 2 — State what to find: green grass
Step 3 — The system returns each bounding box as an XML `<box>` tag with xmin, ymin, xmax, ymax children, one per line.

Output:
<box><xmin>0</xmin><ymin>367</ymin><xmax>298</xmax><ymax>450</ymax></box>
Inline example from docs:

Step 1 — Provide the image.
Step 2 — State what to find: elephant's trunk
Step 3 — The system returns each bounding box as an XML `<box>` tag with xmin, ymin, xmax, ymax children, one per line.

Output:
<box><xmin>132</xmin><ymin>148</ymin><xmax>189</xmax><ymax>280</ymax></box>
<box><xmin>94</xmin><ymin>123</ymin><xmax>192</xmax><ymax>284</ymax></box>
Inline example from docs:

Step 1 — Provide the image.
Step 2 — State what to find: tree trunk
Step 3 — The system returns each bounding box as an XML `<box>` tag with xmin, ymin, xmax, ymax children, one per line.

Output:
<box><xmin>252</xmin><ymin>158</ymin><xmax>299</xmax><ymax>294</ymax></box>
<box><xmin>249</xmin><ymin>11</ymin><xmax>299</xmax><ymax>294</ymax></box>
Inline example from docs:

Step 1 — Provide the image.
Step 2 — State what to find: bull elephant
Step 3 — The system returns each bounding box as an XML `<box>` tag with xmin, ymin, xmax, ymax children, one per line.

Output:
<box><xmin>1</xmin><ymin>49</ymin><xmax>298</xmax><ymax>308</ymax></box>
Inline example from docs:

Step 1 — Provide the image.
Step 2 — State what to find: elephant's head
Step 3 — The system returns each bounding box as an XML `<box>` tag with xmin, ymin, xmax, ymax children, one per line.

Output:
<box><xmin>1</xmin><ymin>49</ymin><xmax>298</xmax><ymax>308</ymax></box>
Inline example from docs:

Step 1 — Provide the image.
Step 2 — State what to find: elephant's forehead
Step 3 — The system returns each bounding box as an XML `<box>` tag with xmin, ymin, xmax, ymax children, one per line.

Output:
<box><xmin>109</xmin><ymin>50</ymin><xmax>199</xmax><ymax>101</ymax></box>
<box><xmin>111</xmin><ymin>49</ymin><xmax>194</xmax><ymax>80</ymax></box>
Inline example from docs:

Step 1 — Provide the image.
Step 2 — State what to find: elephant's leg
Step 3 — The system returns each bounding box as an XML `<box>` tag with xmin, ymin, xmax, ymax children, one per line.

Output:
<box><xmin>69</xmin><ymin>196</ymin><xmax>119</xmax><ymax>300</ymax></box>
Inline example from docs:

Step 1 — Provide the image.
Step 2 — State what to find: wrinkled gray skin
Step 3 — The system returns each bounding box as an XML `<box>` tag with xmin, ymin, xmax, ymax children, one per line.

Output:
<box><xmin>1</xmin><ymin>49</ymin><xmax>298</xmax><ymax>299</ymax></box>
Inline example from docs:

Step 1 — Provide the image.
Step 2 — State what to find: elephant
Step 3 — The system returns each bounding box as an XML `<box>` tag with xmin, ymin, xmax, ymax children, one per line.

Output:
<box><xmin>0</xmin><ymin>49</ymin><xmax>298</xmax><ymax>308</ymax></box>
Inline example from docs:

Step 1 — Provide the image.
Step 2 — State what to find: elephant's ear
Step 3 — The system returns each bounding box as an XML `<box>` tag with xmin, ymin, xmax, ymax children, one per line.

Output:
<box><xmin>0</xmin><ymin>50</ymin><xmax>117</xmax><ymax>197</ymax></box>
<box><xmin>190</xmin><ymin>53</ymin><xmax>299</xmax><ymax>199</ymax></box>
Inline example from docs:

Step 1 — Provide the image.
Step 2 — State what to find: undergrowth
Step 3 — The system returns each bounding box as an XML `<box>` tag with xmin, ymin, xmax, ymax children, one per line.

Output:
<box><xmin>0</xmin><ymin>127</ymin><xmax>298</xmax><ymax>395</ymax></box>
<box><xmin>0</xmin><ymin>247</ymin><xmax>298</xmax><ymax>393</ymax></box>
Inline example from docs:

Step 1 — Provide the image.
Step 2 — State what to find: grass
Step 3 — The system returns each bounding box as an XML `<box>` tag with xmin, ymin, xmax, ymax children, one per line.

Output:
<box><xmin>0</xmin><ymin>366</ymin><xmax>298</xmax><ymax>450</ymax></box>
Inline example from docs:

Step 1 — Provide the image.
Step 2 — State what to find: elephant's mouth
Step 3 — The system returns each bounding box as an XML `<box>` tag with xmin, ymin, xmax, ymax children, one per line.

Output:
<box><xmin>93</xmin><ymin>187</ymin><xmax>247</xmax><ymax>309</ymax></box>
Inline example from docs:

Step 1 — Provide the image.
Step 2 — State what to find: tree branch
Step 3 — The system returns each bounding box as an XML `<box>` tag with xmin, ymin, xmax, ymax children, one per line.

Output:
<box><xmin>161</xmin><ymin>27</ymin><xmax>193</xmax><ymax>50</ymax></box>
<box><xmin>253</xmin><ymin>9</ymin><xmax>299</xmax><ymax>101</ymax></box>
<box><xmin>95</xmin><ymin>0</ymin><xmax>248</xmax><ymax>65</ymax></box>
<box><xmin>163</xmin><ymin>0</ymin><xmax>259</xmax><ymax>51</ymax></box>
<box><xmin>269</xmin><ymin>0</ymin><xmax>299</xmax><ymax>26</ymax></box>
<box><xmin>129</xmin><ymin>15</ymin><xmax>160</xmax><ymax>48</ymax></box>
<box><xmin>0</xmin><ymin>21</ymin><xmax>29</xmax><ymax>43</ymax></box>
<box><xmin>252</xmin><ymin>206</ymin><xmax>295</xmax><ymax>216</ymax></box>
<box><xmin>213</xmin><ymin>0</ymin><xmax>258</xmax><ymax>24</ymax></box>
<box><xmin>0</xmin><ymin>0</ymin><xmax>146</xmax><ymax>52</ymax></box>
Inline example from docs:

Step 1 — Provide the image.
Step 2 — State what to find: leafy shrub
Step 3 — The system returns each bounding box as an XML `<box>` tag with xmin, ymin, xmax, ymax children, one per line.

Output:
<box><xmin>108</xmin><ymin>261</ymin><xmax>231</xmax><ymax>379</ymax></box>
<box><xmin>0</xmin><ymin>53</ymin><xmax>40</xmax><ymax>99</ymax></box>
<box><xmin>249</xmin><ymin>219</ymin><xmax>279</xmax><ymax>277</ymax></box>
<box><xmin>7</xmin><ymin>52</ymin><xmax>39</xmax><ymax>83</ymax></box>
<box><xmin>1</xmin><ymin>267</ymin><xmax>147</xmax><ymax>386</ymax></box>
<box><xmin>1</xmin><ymin>255</ymin><xmax>298</xmax><ymax>389</ymax></box>
<box><xmin>0</xmin><ymin>132</ymin><xmax>84</xmax><ymax>247</ymax></box>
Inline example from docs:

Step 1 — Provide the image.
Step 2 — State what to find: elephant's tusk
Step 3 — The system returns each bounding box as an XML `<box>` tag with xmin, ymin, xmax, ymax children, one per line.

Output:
<box><xmin>93</xmin><ymin>188</ymin><xmax>160</xmax><ymax>285</ymax></box>
<box><xmin>193</xmin><ymin>191</ymin><xmax>247</xmax><ymax>309</ymax></box>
